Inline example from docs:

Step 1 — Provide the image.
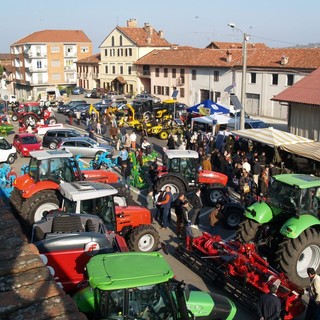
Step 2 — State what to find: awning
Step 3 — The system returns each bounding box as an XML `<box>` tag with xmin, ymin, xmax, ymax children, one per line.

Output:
<box><xmin>280</xmin><ymin>142</ymin><xmax>320</xmax><ymax>162</ymax></box>
<box><xmin>231</xmin><ymin>127</ymin><xmax>314</xmax><ymax>147</ymax></box>
<box><xmin>112</xmin><ymin>76</ymin><xmax>127</xmax><ymax>85</ymax></box>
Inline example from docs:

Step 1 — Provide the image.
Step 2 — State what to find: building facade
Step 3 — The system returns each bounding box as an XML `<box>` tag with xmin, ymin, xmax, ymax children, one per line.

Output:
<box><xmin>76</xmin><ymin>53</ymin><xmax>100</xmax><ymax>90</ymax></box>
<box><xmin>10</xmin><ymin>30</ymin><xmax>92</xmax><ymax>101</ymax></box>
<box><xmin>99</xmin><ymin>19</ymin><xmax>171</xmax><ymax>96</ymax></box>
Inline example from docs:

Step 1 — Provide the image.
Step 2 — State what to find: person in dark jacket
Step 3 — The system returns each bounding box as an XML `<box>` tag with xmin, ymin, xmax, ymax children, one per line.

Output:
<box><xmin>167</xmin><ymin>134</ymin><xmax>175</xmax><ymax>149</ymax></box>
<box><xmin>257</xmin><ymin>283</ymin><xmax>281</xmax><ymax>320</ymax></box>
<box><xmin>157</xmin><ymin>186</ymin><xmax>173</xmax><ymax>229</ymax></box>
<box><xmin>190</xmin><ymin>188</ymin><xmax>203</xmax><ymax>229</ymax></box>
<box><xmin>174</xmin><ymin>193</ymin><xmax>186</xmax><ymax>238</ymax></box>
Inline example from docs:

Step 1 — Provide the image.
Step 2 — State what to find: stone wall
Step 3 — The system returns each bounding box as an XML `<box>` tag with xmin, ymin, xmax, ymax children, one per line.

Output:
<box><xmin>0</xmin><ymin>206</ymin><xmax>87</xmax><ymax>320</ymax></box>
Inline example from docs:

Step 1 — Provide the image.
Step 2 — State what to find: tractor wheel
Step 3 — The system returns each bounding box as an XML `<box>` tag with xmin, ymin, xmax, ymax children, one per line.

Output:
<box><xmin>23</xmin><ymin>114</ymin><xmax>38</xmax><ymax>127</ymax></box>
<box><xmin>11</xmin><ymin>114</ymin><xmax>18</xmax><ymax>121</ymax></box>
<box><xmin>10</xmin><ymin>187</ymin><xmax>23</xmax><ymax>212</ymax></box>
<box><xmin>221</xmin><ymin>207</ymin><xmax>244</xmax><ymax>230</ymax></box>
<box><xmin>237</xmin><ymin>219</ymin><xmax>261</xmax><ymax>243</ymax></box>
<box><xmin>7</xmin><ymin>153</ymin><xmax>16</xmax><ymax>164</ymax></box>
<box><xmin>205</xmin><ymin>188</ymin><xmax>225</xmax><ymax>206</ymax></box>
<box><xmin>127</xmin><ymin>225</ymin><xmax>159</xmax><ymax>252</ymax></box>
<box><xmin>21</xmin><ymin>190</ymin><xmax>60</xmax><ymax>226</ymax></box>
<box><xmin>47</xmin><ymin>117</ymin><xmax>57</xmax><ymax>125</ymax></box>
<box><xmin>159</xmin><ymin>131</ymin><xmax>168</xmax><ymax>140</ymax></box>
<box><xmin>143</xmin><ymin>112</ymin><xmax>152</xmax><ymax>121</ymax></box>
<box><xmin>154</xmin><ymin>176</ymin><xmax>186</xmax><ymax>195</ymax></box>
<box><xmin>276</xmin><ymin>228</ymin><xmax>320</xmax><ymax>288</ymax></box>
<box><xmin>49</xmin><ymin>141</ymin><xmax>58</xmax><ymax>150</ymax></box>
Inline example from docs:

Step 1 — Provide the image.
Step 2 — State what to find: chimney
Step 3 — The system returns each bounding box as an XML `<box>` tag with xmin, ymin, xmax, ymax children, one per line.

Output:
<box><xmin>281</xmin><ymin>55</ymin><xmax>289</xmax><ymax>66</ymax></box>
<box><xmin>146</xmin><ymin>35</ymin><xmax>152</xmax><ymax>45</ymax></box>
<box><xmin>159</xmin><ymin>30</ymin><xmax>164</xmax><ymax>39</ymax></box>
<box><xmin>144</xmin><ymin>22</ymin><xmax>153</xmax><ymax>37</ymax></box>
<box><xmin>226</xmin><ymin>50</ymin><xmax>232</xmax><ymax>62</ymax></box>
<box><xmin>127</xmin><ymin>18</ymin><xmax>137</xmax><ymax>28</ymax></box>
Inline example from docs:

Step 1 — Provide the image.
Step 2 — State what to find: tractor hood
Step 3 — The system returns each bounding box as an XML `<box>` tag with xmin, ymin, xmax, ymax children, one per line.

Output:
<box><xmin>198</xmin><ymin>170</ymin><xmax>228</xmax><ymax>186</ymax></box>
<box><xmin>82</xmin><ymin>170</ymin><xmax>119</xmax><ymax>184</ymax></box>
<box><xmin>187</xmin><ymin>291</ymin><xmax>237</xmax><ymax>319</ymax></box>
<box><xmin>115</xmin><ymin>206</ymin><xmax>152</xmax><ymax>229</ymax></box>
<box><xmin>244</xmin><ymin>201</ymin><xmax>274</xmax><ymax>224</ymax></box>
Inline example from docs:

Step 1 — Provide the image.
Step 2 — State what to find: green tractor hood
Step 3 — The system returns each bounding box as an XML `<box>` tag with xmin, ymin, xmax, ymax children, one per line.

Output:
<box><xmin>244</xmin><ymin>201</ymin><xmax>276</xmax><ymax>224</ymax></box>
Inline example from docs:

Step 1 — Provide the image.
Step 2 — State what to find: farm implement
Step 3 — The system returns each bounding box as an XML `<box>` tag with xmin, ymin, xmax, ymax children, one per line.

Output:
<box><xmin>175</xmin><ymin>232</ymin><xmax>305</xmax><ymax>320</ymax></box>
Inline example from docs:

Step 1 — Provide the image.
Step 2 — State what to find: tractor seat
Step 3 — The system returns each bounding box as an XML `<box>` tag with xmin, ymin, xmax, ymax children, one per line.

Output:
<box><xmin>52</xmin><ymin>215</ymin><xmax>84</xmax><ymax>233</ymax></box>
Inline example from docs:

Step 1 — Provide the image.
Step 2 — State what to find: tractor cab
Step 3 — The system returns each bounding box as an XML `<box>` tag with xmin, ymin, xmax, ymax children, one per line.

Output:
<box><xmin>166</xmin><ymin>153</ymin><xmax>197</xmax><ymax>183</ymax></box>
<box><xmin>27</xmin><ymin>150</ymin><xmax>77</xmax><ymax>183</ymax></box>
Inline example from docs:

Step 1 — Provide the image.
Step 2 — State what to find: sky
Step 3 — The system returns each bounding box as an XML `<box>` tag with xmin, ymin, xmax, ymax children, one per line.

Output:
<box><xmin>1</xmin><ymin>0</ymin><xmax>319</xmax><ymax>53</ymax></box>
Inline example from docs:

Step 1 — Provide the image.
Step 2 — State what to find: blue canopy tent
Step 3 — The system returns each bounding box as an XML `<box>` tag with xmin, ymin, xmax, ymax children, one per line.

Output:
<box><xmin>186</xmin><ymin>99</ymin><xmax>230</xmax><ymax>116</ymax></box>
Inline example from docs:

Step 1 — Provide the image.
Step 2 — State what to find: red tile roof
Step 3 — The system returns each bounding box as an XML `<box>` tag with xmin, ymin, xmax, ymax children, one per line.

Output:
<box><xmin>12</xmin><ymin>30</ymin><xmax>91</xmax><ymax>45</ymax></box>
<box><xmin>272</xmin><ymin>67</ymin><xmax>320</xmax><ymax>106</ymax></box>
<box><xmin>135</xmin><ymin>47</ymin><xmax>320</xmax><ymax>70</ymax></box>
<box><xmin>76</xmin><ymin>53</ymin><xmax>101</xmax><ymax>64</ymax></box>
<box><xmin>206</xmin><ymin>41</ymin><xmax>268</xmax><ymax>49</ymax></box>
<box><xmin>117</xmin><ymin>26</ymin><xmax>171</xmax><ymax>47</ymax></box>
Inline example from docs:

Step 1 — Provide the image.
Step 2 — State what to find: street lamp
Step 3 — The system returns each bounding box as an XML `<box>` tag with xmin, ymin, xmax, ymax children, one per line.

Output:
<box><xmin>228</xmin><ymin>23</ymin><xmax>248</xmax><ymax>130</ymax></box>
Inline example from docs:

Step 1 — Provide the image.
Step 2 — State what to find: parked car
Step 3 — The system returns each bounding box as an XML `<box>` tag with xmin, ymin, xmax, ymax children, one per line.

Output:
<box><xmin>42</xmin><ymin>128</ymin><xmax>84</xmax><ymax>150</ymax></box>
<box><xmin>0</xmin><ymin>137</ymin><xmax>17</xmax><ymax>164</ymax></box>
<box><xmin>90</xmin><ymin>88</ymin><xmax>106</xmax><ymax>99</ymax></box>
<box><xmin>57</xmin><ymin>100</ymin><xmax>86</xmax><ymax>113</ymax></box>
<box><xmin>133</xmin><ymin>93</ymin><xmax>161</xmax><ymax>104</ymax></box>
<box><xmin>72</xmin><ymin>87</ymin><xmax>85</xmax><ymax>95</ymax></box>
<box><xmin>69</xmin><ymin>103</ymin><xmax>90</xmax><ymax>117</ymax></box>
<box><xmin>84</xmin><ymin>91</ymin><xmax>92</xmax><ymax>98</ymax></box>
<box><xmin>13</xmin><ymin>133</ymin><xmax>43</xmax><ymax>157</ymax></box>
<box><xmin>58</xmin><ymin>136</ymin><xmax>114</xmax><ymax>158</ymax></box>
<box><xmin>105</xmin><ymin>91</ymin><xmax>126</xmax><ymax>101</ymax></box>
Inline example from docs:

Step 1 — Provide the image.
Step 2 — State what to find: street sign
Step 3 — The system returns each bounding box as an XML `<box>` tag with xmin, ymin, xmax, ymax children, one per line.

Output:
<box><xmin>230</xmin><ymin>94</ymin><xmax>243</xmax><ymax>111</ymax></box>
<box><xmin>172</xmin><ymin>90</ymin><xmax>179</xmax><ymax>99</ymax></box>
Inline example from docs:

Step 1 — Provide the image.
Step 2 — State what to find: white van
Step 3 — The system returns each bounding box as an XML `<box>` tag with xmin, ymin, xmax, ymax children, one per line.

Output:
<box><xmin>0</xmin><ymin>137</ymin><xmax>17</xmax><ymax>164</ymax></box>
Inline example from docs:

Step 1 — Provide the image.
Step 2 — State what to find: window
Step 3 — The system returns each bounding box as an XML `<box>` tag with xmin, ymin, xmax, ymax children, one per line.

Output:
<box><xmin>105</xmin><ymin>49</ymin><xmax>108</xmax><ymax>56</ymax></box>
<box><xmin>128</xmin><ymin>48</ymin><xmax>132</xmax><ymax>56</ymax></box>
<box><xmin>164</xmin><ymin>68</ymin><xmax>168</xmax><ymax>78</ymax></box>
<box><xmin>36</xmin><ymin>61</ymin><xmax>42</xmax><ymax>68</ymax></box>
<box><xmin>272</xmin><ymin>74</ymin><xmax>279</xmax><ymax>85</ymax></box>
<box><xmin>155</xmin><ymin>68</ymin><xmax>160</xmax><ymax>77</ymax></box>
<box><xmin>250</xmin><ymin>73</ymin><xmax>256</xmax><ymax>84</ymax></box>
<box><xmin>111</xmin><ymin>36</ymin><xmax>115</xmax><ymax>46</ymax></box>
<box><xmin>80</xmin><ymin>47</ymin><xmax>89</xmax><ymax>53</ymax></box>
<box><xmin>172</xmin><ymin>68</ymin><xmax>176</xmax><ymax>78</ymax></box>
<box><xmin>120</xmin><ymin>66</ymin><xmax>123</xmax><ymax>74</ymax></box>
<box><xmin>165</xmin><ymin>86</ymin><xmax>169</xmax><ymax>96</ymax></box>
<box><xmin>287</xmin><ymin>74</ymin><xmax>294</xmax><ymax>86</ymax></box>
<box><xmin>213</xmin><ymin>71</ymin><xmax>219</xmax><ymax>82</ymax></box>
<box><xmin>180</xmin><ymin>69</ymin><xmax>185</xmax><ymax>84</ymax></box>
<box><xmin>51</xmin><ymin>46</ymin><xmax>60</xmax><ymax>53</ymax></box>
<box><xmin>192</xmin><ymin>70</ymin><xmax>197</xmax><ymax>80</ymax></box>
<box><xmin>119</xmin><ymin>35</ymin><xmax>123</xmax><ymax>46</ymax></box>
<box><xmin>128</xmin><ymin>66</ymin><xmax>132</xmax><ymax>75</ymax></box>
<box><xmin>117</xmin><ymin>49</ymin><xmax>120</xmax><ymax>56</ymax></box>
<box><xmin>142</xmin><ymin>65</ymin><xmax>150</xmax><ymax>76</ymax></box>
<box><xmin>112</xmin><ymin>66</ymin><xmax>116</xmax><ymax>74</ymax></box>
<box><xmin>180</xmin><ymin>88</ymin><xmax>185</xmax><ymax>98</ymax></box>
<box><xmin>105</xmin><ymin>66</ymin><xmax>108</xmax><ymax>73</ymax></box>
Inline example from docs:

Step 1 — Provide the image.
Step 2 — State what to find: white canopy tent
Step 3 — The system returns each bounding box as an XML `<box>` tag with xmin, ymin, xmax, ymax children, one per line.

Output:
<box><xmin>191</xmin><ymin>114</ymin><xmax>236</xmax><ymax>133</ymax></box>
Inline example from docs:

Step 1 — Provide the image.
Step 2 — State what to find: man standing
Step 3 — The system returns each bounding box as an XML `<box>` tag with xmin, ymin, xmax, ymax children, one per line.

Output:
<box><xmin>157</xmin><ymin>186</ymin><xmax>173</xmax><ymax>230</ymax></box>
<box><xmin>190</xmin><ymin>188</ymin><xmax>203</xmax><ymax>229</ymax></box>
<box><xmin>305</xmin><ymin>267</ymin><xmax>320</xmax><ymax>320</ymax></box>
<box><xmin>257</xmin><ymin>283</ymin><xmax>281</xmax><ymax>320</ymax></box>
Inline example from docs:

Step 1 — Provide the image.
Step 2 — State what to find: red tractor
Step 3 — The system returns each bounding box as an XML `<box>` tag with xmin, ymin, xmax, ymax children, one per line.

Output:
<box><xmin>15</xmin><ymin>102</ymin><xmax>57</xmax><ymax>128</ymax></box>
<box><xmin>10</xmin><ymin>149</ymin><xmax>120</xmax><ymax>226</ymax></box>
<box><xmin>154</xmin><ymin>150</ymin><xmax>228</xmax><ymax>205</ymax></box>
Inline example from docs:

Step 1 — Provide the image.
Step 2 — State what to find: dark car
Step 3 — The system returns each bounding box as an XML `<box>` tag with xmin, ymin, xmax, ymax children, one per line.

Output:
<box><xmin>90</xmin><ymin>88</ymin><xmax>106</xmax><ymax>99</ymax></box>
<box><xmin>70</xmin><ymin>103</ymin><xmax>90</xmax><ymax>117</ymax></box>
<box><xmin>72</xmin><ymin>87</ymin><xmax>85</xmax><ymax>95</ymax></box>
<box><xmin>42</xmin><ymin>128</ymin><xmax>84</xmax><ymax>150</ymax></box>
<box><xmin>57</xmin><ymin>136</ymin><xmax>114</xmax><ymax>158</ymax></box>
<box><xmin>57</xmin><ymin>100</ymin><xmax>86</xmax><ymax>114</ymax></box>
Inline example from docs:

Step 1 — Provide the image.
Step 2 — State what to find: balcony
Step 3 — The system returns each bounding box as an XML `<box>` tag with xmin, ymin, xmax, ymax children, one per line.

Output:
<box><xmin>27</xmin><ymin>52</ymin><xmax>47</xmax><ymax>58</ymax></box>
<box><xmin>64</xmin><ymin>52</ymin><xmax>77</xmax><ymax>58</ymax></box>
<box><xmin>137</xmin><ymin>70</ymin><xmax>150</xmax><ymax>78</ymax></box>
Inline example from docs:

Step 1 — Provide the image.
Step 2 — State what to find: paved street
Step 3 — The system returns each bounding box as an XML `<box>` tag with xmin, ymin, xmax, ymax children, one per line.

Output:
<box><xmin>3</xmin><ymin>98</ymin><xmax>306</xmax><ymax>320</ymax></box>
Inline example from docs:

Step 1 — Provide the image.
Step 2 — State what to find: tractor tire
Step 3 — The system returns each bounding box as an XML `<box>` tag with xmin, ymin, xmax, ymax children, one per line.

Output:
<box><xmin>159</xmin><ymin>131</ymin><xmax>168</xmax><ymax>140</ymax></box>
<box><xmin>7</xmin><ymin>153</ymin><xmax>16</xmax><ymax>164</ymax></box>
<box><xmin>275</xmin><ymin>228</ymin><xmax>320</xmax><ymax>288</ymax></box>
<box><xmin>23</xmin><ymin>114</ymin><xmax>38</xmax><ymax>127</ymax></box>
<box><xmin>47</xmin><ymin>117</ymin><xmax>57</xmax><ymax>125</ymax></box>
<box><xmin>154</xmin><ymin>176</ymin><xmax>186</xmax><ymax>195</ymax></box>
<box><xmin>237</xmin><ymin>219</ymin><xmax>261</xmax><ymax>243</ymax></box>
<box><xmin>221</xmin><ymin>207</ymin><xmax>244</xmax><ymax>230</ymax></box>
<box><xmin>11</xmin><ymin>114</ymin><xmax>18</xmax><ymax>121</ymax></box>
<box><xmin>20</xmin><ymin>190</ymin><xmax>60</xmax><ymax>226</ymax></box>
<box><xmin>127</xmin><ymin>224</ymin><xmax>159</xmax><ymax>252</ymax></box>
<box><xmin>10</xmin><ymin>187</ymin><xmax>23</xmax><ymax>212</ymax></box>
<box><xmin>49</xmin><ymin>141</ymin><xmax>58</xmax><ymax>150</ymax></box>
<box><xmin>205</xmin><ymin>188</ymin><xmax>225</xmax><ymax>206</ymax></box>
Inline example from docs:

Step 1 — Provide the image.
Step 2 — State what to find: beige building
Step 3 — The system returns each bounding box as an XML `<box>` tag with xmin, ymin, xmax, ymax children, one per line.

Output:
<box><xmin>76</xmin><ymin>53</ymin><xmax>100</xmax><ymax>90</ymax></box>
<box><xmin>99</xmin><ymin>19</ymin><xmax>171</xmax><ymax>95</ymax></box>
<box><xmin>10</xmin><ymin>30</ymin><xmax>93</xmax><ymax>100</ymax></box>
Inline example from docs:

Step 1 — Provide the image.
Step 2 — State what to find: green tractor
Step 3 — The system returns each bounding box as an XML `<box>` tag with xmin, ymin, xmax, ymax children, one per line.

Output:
<box><xmin>237</xmin><ymin>173</ymin><xmax>320</xmax><ymax>288</ymax></box>
<box><xmin>74</xmin><ymin>252</ymin><xmax>237</xmax><ymax>319</ymax></box>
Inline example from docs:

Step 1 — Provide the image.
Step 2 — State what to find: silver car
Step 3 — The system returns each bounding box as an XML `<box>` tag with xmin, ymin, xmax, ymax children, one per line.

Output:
<box><xmin>58</xmin><ymin>136</ymin><xmax>114</xmax><ymax>158</ymax></box>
